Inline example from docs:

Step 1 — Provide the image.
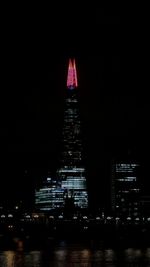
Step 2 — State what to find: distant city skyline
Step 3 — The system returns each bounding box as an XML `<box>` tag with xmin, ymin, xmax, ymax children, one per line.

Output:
<box><xmin>0</xmin><ymin>6</ymin><xmax>150</xmax><ymax>211</ymax></box>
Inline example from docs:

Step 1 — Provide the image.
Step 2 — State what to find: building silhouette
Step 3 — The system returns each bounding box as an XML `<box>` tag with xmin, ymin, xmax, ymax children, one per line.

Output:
<box><xmin>35</xmin><ymin>59</ymin><xmax>88</xmax><ymax>212</ymax></box>
<box><xmin>111</xmin><ymin>159</ymin><xmax>140</xmax><ymax>219</ymax></box>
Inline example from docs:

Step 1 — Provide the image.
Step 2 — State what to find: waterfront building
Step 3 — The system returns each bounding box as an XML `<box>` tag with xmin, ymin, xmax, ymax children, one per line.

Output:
<box><xmin>35</xmin><ymin>177</ymin><xmax>64</xmax><ymax>211</ymax></box>
<box><xmin>111</xmin><ymin>160</ymin><xmax>140</xmax><ymax>219</ymax></box>
<box><xmin>35</xmin><ymin>59</ymin><xmax>88</xmax><ymax>211</ymax></box>
<box><xmin>56</xmin><ymin>59</ymin><xmax>88</xmax><ymax>209</ymax></box>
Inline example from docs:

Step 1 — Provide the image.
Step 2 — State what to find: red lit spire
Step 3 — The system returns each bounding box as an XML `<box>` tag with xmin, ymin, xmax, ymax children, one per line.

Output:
<box><xmin>67</xmin><ymin>58</ymin><xmax>78</xmax><ymax>88</ymax></box>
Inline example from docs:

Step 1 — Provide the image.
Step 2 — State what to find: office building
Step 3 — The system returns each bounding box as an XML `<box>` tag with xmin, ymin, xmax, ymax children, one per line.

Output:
<box><xmin>35</xmin><ymin>177</ymin><xmax>64</xmax><ymax>211</ymax></box>
<box><xmin>111</xmin><ymin>160</ymin><xmax>140</xmax><ymax>218</ymax></box>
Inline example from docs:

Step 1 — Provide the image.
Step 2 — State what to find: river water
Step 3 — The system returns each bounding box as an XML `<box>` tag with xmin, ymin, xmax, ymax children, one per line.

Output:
<box><xmin>1</xmin><ymin>240</ymin><xmax>150</xmax><ymax>267</ymax></box>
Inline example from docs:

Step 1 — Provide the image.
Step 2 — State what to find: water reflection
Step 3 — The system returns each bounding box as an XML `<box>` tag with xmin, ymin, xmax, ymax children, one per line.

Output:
<box><xmin>3</xmin><ymin>251</ymin><xmax>15</xmax><ymax>267</ymax></box>
<box><xmin>0</xmin><ymin>246</ymin><xmax>150</xmax><ymax>266</ymax></box>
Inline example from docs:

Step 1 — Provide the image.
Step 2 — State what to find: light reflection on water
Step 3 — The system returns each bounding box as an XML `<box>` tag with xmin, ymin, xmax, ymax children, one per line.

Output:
<box><xmin>0</xmin><ymin>246</ymin><xmax>150</xmax><ymax>267</ymax></box>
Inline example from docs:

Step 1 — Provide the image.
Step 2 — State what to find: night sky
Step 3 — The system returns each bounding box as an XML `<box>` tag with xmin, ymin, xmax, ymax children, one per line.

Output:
<box><xmin>1</xmin><ymin>5</ymin><xmax>150</xmax><ymax>210</ymax></box>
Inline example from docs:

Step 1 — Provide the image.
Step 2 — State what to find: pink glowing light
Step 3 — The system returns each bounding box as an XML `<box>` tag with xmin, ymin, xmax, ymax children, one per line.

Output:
<box><xmin>67</xmin><ymin>59</ymin><xmax>78</xmax><ymax>88</ymax></box>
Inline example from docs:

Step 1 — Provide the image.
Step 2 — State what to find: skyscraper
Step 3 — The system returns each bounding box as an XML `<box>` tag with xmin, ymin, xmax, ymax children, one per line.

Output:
<box><xmin>111</xmin><ymin>160</ymin><xmax>140</xmax><ymax>219</ymax></box>
<box><xmin>57</xmin><ymin>59</ymin><xmax>88</xmax><ymax>209</ymax></box>
<box><xmin>35</xmin><ymin>59</ymin><xmax>88</xmax><ymax>211</ymax></box>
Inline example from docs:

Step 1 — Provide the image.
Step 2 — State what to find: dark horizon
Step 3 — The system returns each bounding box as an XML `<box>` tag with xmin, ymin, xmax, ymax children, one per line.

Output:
<box><xmin>1</xmin><ymin>6</ymin><xmax>150</xmax><ymax>210</ymax></box>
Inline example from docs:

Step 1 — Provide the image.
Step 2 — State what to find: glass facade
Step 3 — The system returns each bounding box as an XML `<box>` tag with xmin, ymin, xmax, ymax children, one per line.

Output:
<box><xmin>35</xmin><ymin>59</ymin><xmax>88</xmax><ymax>211</ymax></box>
<box><xmin>35</xmin><ymin>178</ymin><xmax>64</xmax><ymax>211</ymax></box>
<box><xmin>56</xmin><ymin>84</ymin><xmax>88</xmax><ymax>209</ymax></box>
<box><xmin>57</xmin><ymin>167</ymin><xmax>88</xmax><ymax>208</ymax></box>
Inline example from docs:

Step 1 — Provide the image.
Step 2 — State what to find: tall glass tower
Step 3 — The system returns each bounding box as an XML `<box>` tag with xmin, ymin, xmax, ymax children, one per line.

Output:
<box><xmin>35</xmin><ymin>59</ymin><xmax>88</xmax><ymax>211</ymax></box>
<box><xmin>57</xmin><ymin>59</ymin><xmax>88</xmax><ymax>209</ymax></box>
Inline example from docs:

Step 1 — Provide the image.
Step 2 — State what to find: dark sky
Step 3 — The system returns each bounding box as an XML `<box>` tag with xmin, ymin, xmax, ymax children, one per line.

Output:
<box><xmin>0</xmin><ymin>5</ymin><xmax>149</xmax><ymax>209</ymax></box>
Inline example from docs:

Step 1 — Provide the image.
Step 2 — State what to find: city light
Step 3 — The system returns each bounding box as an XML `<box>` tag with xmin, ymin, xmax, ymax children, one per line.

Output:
<box><xmin>67</xmin><ymin>58</ymin><xmax>78</xmax><ymax>88</ymax></box>
<box><xmin>8</xmin><ymin>214</ymin><xmax>13</xmax><ymax>218</ymax></box>
<box><xmin>35</xmin><ymin>59</ymin><xmax>88</xmax><ymax>211</ymax></box>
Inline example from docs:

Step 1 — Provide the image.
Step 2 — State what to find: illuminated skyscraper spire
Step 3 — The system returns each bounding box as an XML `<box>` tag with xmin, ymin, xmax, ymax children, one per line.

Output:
<box><xmin>57</xmin><ymin>58</ymin><xmax>88</xmax><ymax>210</ymax></box>
<box><xmin>35</xmin><ymin>59</ymin><xmax>88</xmax><ymax>212</ymax></box>
<box><xmin>67</xmin><ymin>58</ymin><xmax>78</xmax><ymax>88</ymax></box>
